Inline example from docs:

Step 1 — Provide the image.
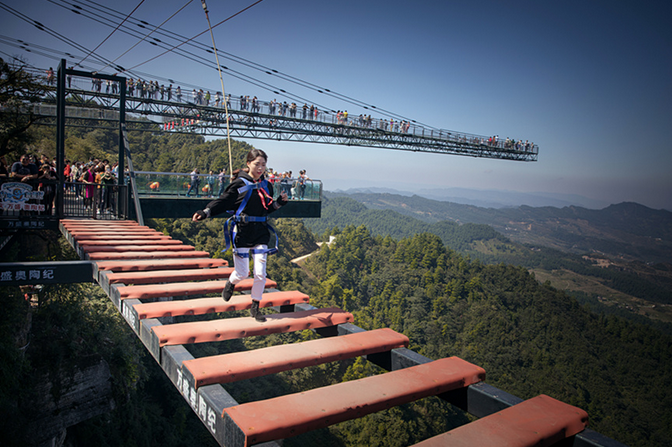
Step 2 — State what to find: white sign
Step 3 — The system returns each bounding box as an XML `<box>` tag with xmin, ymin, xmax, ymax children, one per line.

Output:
<box><xmin>0</xmin><ymin>182</ymin><xmax>45</xmax><ymax>211</ymax></box>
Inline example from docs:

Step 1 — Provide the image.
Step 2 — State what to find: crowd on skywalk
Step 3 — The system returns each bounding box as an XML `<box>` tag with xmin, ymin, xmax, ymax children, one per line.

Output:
<box><xmin>485</xmin><ymin>135</ymin><xmax>536</xmax><ymax>152</ymax></box>
<box><xmin>57</xmin><ymin>72</ymin><xmax>536</xmax><ymax>153</ymax></box>
<box><xmin>184</xmin><ymin>166</ymin><xmax>312</xmax><ymax>201</ymax></box>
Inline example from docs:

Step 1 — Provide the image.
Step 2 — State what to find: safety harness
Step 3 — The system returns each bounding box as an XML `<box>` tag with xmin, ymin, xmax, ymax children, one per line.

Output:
<box><xmin>222</xmin><ymin>177</ymin><xmax>279</xmax><ymax>258</ymax></box>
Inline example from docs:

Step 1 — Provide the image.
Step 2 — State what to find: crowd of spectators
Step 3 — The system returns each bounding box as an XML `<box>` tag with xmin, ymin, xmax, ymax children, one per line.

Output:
<box><xmin>179</xmin><ymin>166</ymin><xmax>313</xmax><ymax>201</ymax></box>
<box><xmin>0</xmin><ymin>153</ymin><xmax>120</xmax><ymax>216</ymax></box>
<box><xmin>266</xmin><ymin>168</ymin><xmax>311</xmax><ymax>201</ymax></box>
<box><xmin>485</xmin><ymin>135</ymin><xmax>535</xmax><ymax>152</ymax></box>
<box><xmin>64</xmin><ymin>158</ymin><xmax>119</xmax><ymax>215</ymax></box>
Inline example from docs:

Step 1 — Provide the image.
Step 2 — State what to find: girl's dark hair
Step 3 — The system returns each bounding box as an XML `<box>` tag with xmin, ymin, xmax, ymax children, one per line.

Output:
<box><xmin>240</xmin><ymin>149</ymin><xmax>268</xmax><ymax>179</ymax></box>
<box><xmin>246</xmin><ymin>149</ymin><xmax>267</xmax><ymax>164</ymax></box>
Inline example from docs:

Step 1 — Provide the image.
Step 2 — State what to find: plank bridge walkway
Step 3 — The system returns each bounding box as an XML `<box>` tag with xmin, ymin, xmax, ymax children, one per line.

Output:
<box><xmin>59</xmin><ymin>218</ymin><xmax>612</xmax><ymax>447</ymax></box>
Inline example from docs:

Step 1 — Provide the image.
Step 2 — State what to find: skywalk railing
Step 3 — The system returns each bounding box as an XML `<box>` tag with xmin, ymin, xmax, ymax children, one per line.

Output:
<box><xmin>132</xmin><ymin>171</ymin><xmax>322</xmax><ymax>202</ymax></box>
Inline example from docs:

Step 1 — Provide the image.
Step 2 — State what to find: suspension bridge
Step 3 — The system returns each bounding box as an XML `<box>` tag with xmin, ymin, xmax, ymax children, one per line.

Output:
<box><xmin>53</xmin><ymin>217</ymin><xmax>618</xmax><ymax>447</ymax></box>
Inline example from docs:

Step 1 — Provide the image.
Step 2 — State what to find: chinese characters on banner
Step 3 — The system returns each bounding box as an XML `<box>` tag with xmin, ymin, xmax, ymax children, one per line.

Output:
<box><xmin>0</xmin><ymin>268</ymin><xmax>55</xmax><ymax>283</ymax></box>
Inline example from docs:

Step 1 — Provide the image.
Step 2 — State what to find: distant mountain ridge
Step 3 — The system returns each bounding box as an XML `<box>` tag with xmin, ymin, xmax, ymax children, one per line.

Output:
<box><xmin>324</xmin><ymin>191</ymin><xmax>672</xmax><ymax>264</ymax></box>
<box><xmin>334</xmin><ymin>186</ymin><xmax>612</xmax><ymax>209</ymax></box>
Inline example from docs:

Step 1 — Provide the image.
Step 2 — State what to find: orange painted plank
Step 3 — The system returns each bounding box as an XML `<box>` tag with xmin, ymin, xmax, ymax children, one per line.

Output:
<box><xmin>96</xmin><ymin>258</ymin><xmax>227</xmax><ymax>272</ymax></box>
<box><xmin>64</xmin><ymin>225</ymin><xmax>160</xmax><ymax>233</ymax></box>
<box><xmin>61</xmin><ymin>220</ymin><xmax>141</xmax><ymax>227</ymax></box>
<box><xmin>117</xmin><ymin>278</ymin><xmax>277</xmax><ymax>300</ymax></box>
<box><xmin>87</xmin><ymin>250</ymin><xmax>212</xmax><ymax>261</ymax></box>
<box><xmin>62</xmin><ymin>224</ymin><xmax>144</xmax><ymax>229</ymax></box>
<box><xmin>82</xmin><ymin>244</ymin><xmax>196</xmax><ymax>253</ymax></box>
<box><xmin>133</xmin><ymin>290</ymin><xmax>310</xmax><ymax>319</ymax></box>
<box><xmin>412</xmin><ymin>394</ymin><xmax>588</xmax><ymax>447</ymax></box>
<box><xmin>61</xmin><ymin>218</ymin><xmax>138</xmax><ymax>223</ymax></box>
<box><xmin>71</xmin><ymin>234</ymin><xmax>172</xmax><ymax>241</ymax></box>
<box><xmin>152</xmin><ymin>307</ymin><xmax>354</xmax><ymax>346</ymax></box>
<box><xmin>63</xmin><ymin>223</ymin><xmax>151</xmax><ymax>230</ymax></box>
<box><xmin>106</xmin><ymin>267</ymin><xmax>234</xmax><ymax>285</ymax></box>
<box><xmin>184</xmin><ymin>328</ymin><xmax>408</xmax><ymax>387</ymax></box>
<box><xmin>77</xmin><ymin>239</ymin><xmax>184</xmax><ymax>246</ymax></box>
<box><xmin>224</xmin><ymin>356</ymin><xmax>485</xmax><ymax>447</ymax></box>
<box><xmin>65</xmin><ymin>226</ymin><xmax>146</xmax><ymax>232</ymax></box>
<box><xmin>68</xmin><ymin>229</ymin><xmax>163</xmax><ymax>235</ymax></box>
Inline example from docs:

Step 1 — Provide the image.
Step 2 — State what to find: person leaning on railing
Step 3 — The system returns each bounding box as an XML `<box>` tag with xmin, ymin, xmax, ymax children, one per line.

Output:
<box><xmin>98</xmin><ymin>165</ymin><xmax>116</xmax><ymax>214</ymax></box>
<box><xmin>10</xmin><ymin>155</ymin><xmax>39</xmax><ymax>183</ymax></box>
<box><xmin>38</xmin><ymin>164</ymin><xmax>57</xmax><ymax>215</ymax></box>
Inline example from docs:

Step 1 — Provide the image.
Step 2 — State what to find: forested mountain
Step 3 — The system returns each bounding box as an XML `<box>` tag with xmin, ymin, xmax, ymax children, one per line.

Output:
<box><xmin>309</xmin><ymin>195</ymin><xmax>672</xmax><ymax>336</ymax></box>
<box><xmin>297</xmin><ymin>226</ymin><xmax>672</xmax><ymax>446</ymax></box>
<box><xmin>8</xmin><ymin>128</ymin><xmax>672</xmax><ymax>446</ymax></box>
<box><xmin>306</xmin><ymin>196</ymin><xmax>509</xmax><ymax>253</ymax></box>
<box><xmin>329</xmin><ymin>191</ymin><xmax>672</xmax><ymax>264</ymax></box>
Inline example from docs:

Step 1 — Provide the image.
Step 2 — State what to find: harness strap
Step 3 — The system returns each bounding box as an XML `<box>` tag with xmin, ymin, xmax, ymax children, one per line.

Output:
<box><xmin>222</xmin><ymin>218</ymin><xmax>279</xmax><ymax>257</ymax></box>
<box><xmin>221</xmin><ymin>177</ymin><xmax>278</xmax><ymax>256</ymax></box>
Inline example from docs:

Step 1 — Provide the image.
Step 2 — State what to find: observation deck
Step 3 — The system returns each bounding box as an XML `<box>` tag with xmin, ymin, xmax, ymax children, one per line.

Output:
<box><xmin>129</xmin><ymin>172</ymin><xmax>321</xmax><ymax>219</ymax></box>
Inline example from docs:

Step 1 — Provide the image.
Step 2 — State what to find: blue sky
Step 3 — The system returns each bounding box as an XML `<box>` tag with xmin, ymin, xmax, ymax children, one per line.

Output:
<box><xmin>2</xmin><ymin>0</ymin><xmax>671</xmax><ymax>209</ymax></box>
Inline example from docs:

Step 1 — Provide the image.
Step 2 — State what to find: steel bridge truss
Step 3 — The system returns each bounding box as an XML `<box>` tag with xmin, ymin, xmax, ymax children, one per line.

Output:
<box><xmin>35</xmin><ymin>87</ymin><xmax>537</xmax><ymax>162</ymax></box>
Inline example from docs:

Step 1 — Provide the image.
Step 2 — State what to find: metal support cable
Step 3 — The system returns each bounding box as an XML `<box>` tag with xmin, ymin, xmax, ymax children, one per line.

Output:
<box><xmin>201</xmin><ymin>0</ymin><xmax>234</xmax><ymax>178</ymax></box>
<box><xmin>123</xmin><ymin>0</ymin><xmax>264</xmax><ymax>73</ymax></box>
<box><xmin>78</xmin><ymin>0</ymin><xmax>146</xmax><ymax>67</ymax></box>
<box><xmin>96</xmin><ymin>0</ymin><xmax>193</xmax><ymax>75</ymax></box>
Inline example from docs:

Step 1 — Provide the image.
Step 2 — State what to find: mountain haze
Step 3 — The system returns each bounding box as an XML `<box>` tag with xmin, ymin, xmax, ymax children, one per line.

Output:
<box><xmin>325</xmin><ymin>191</ymin><xmax>672</xmax><ymax>264</ymax></box>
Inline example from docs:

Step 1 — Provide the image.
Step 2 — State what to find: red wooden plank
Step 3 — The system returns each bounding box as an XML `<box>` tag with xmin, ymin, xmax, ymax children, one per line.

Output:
<box><xmin>412</xmin><ymin>394</ymin><xmax>588</xmax><ymax>447</ymax></box>
<box><xmin>68</xmin><ymin>229</ymin><xmax>163</xmax><ymax>235</ymax></box>
<box><xmin>87</xmin><ymin>250</ymin><xmax>212</xmax><ymax>261</ymax></box>
<box><xmin>72</xmin><ymin>234</ymin><xmax>172</xmax><ymax>241</ymax></box>
<box><xmin>184</xmin><ymin>328</ymin><xmax>408</xmax><ymax>387</ymax></box>
<box><xmin>106</xmin><ymin>267</ymin><xmax>234</xmax><ymax>285</ymax></box>
<box><xmin>152</xmin><ymin>307</ymin><xmax>354</xmax><ymax>346</ymax></box>
<box><xmin>95</xmin><ymin>258</ymin><xmax>227</xmax><ymax>272</ymax></box>
<box><xmin>133</xmin><ymin>290</ymin><xmax>310</xmax><ymax>319</ymax></box>
<box><xmin>81</xmin><ymin>244</ymin><xmax>196</xmax><ymax>253</ymax></box>
<box><xmin>62</xmin><ymin>223</ymin><xmax>143</xmax><ymax>229</ymax></box>
<box><xmin>223</xmin><ymin>356</ymin><xmax>486</xmax><ymax>447</ymax></box>
<box><xmin>61</xmin><ymin>219</ymin><xmax>140</xmax><ymax>226</ymax></box>
<box><xmin>63</xmin><ymin>223</ymin><xmax>151</xmax><ymax>230</ymax></box>
<box><xmin>117</xmin><ymin>278</ymin><xmax>277</xmax><ymax>300</ymax></box>
<box><xmin>77</xmin><ymin>239</ymin><xmax>184</xmax><ymax>246</ymax></box>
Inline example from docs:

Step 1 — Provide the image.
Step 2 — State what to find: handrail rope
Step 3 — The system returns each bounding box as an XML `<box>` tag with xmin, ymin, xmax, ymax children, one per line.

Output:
<box><xmin>200</xmin><ymin>0</ymin><xmax>238</xmax><ymax>179</ymax></box>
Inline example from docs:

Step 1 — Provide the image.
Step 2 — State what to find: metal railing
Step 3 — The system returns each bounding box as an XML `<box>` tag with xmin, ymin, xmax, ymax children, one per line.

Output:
<box><xmin>62</xmin><ymin>182</ymin><xmax>128</xmax><ymax>220</ymax></box>
<box><xmin>0</xmin><ymin>179</ymin><xmax>128</xmax><ymax>224</ymax></box>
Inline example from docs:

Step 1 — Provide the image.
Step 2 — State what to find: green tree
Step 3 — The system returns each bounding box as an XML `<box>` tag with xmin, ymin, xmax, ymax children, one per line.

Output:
<box><xmin>0</xmin><ymin>58</ymin><xmax>50</xmax><ymax>158</ymax></box>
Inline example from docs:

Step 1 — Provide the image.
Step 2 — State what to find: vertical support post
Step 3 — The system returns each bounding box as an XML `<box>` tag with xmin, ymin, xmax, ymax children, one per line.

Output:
<box><xmin>121</xmin><ymin>124</ymin><xmax>144</xmax><ymax>226</ymax></box>
<box><xmin>118</xmin><ymin>77</ymin><xmax>127</xmax><ymax>219</ymax></box>
<box><xmin>55</xmin><ymin>59</ymin><xmax>66</xmax><ymax>219</ymax></box>
<box><xmin>118</xmin><ymin>79</ymin><xmax>126</xmax><ymax>185</ymax></box>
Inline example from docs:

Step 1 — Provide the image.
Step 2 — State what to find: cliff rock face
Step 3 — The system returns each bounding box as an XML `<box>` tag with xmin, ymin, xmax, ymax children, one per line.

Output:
<box><xmin>24</xmin><ymin>355</ymin><xmax>114</xmax><ymax>447</ymax></box>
